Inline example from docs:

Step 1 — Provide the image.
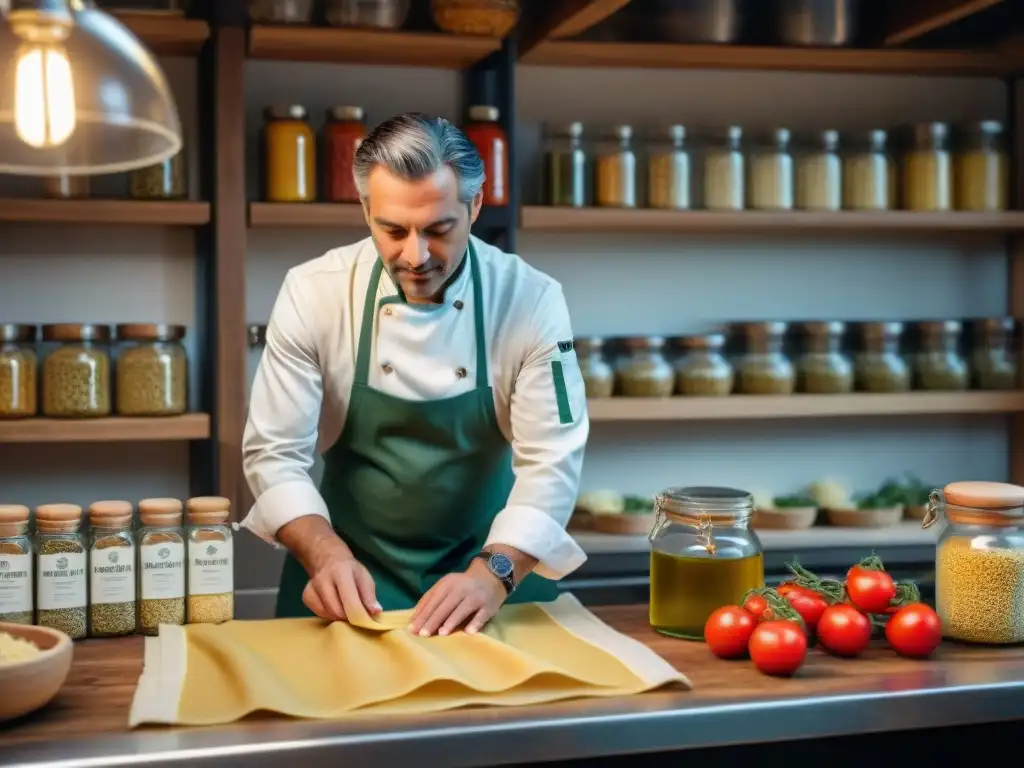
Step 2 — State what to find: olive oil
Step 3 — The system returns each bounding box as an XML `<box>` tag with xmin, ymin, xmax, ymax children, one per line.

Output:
<box><xmin>649</xmin><ymin>549</ymin><xmax>764</xmax><ymax>640</ymax></box>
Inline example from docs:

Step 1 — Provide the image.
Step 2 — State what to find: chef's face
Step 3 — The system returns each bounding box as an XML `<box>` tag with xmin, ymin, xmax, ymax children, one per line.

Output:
<box><xmin>364</xmin><ymin>165</ymin><xmax>482</xmax><ymax>303</ymax></box>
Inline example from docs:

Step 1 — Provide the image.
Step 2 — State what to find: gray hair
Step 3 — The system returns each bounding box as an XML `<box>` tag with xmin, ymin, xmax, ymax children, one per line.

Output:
<box><xmin>352</xmin><ymin>112</ymin><xmax>485</xmax><ymax>204</ymax></box>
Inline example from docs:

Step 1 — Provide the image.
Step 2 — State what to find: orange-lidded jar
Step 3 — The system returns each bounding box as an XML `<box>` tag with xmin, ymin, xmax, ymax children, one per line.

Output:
<box><xmin>263</xmin><ymin>105</ymin><xmax>316</xmax><ymax>203</ymax></box>
<box><xmin>323</xmin><ymin>105</ymin><xmax>366</xmax><ymax>203</ymax></box>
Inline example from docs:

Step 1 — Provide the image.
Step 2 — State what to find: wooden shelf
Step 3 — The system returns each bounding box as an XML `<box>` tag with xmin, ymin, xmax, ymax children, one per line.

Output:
<box><xmin>248</xmin><ymin>26</ymin><xmax>502</xmax><ymax>68</ymax></box>
<box><xmin>0</xmin><ymin>414</ymin><xmax>211</xmax><ymax>443</ymax></box>
<box><xmin>587</xmin><ymin>392</ymin><xmax>1024</xmax><ymax>422</ymax></box>
<box><xmin>113</xmin><ymin>12</ymin><xmax>209</xmax><ymax>57</ymax></box>
<box><xmin>0</xmin><ymin>200</ymin><xmax>210</xmax><ymax>226</ymax></box>
<box><xmin>520</xmin><ymin>206</ymin><xmax>1024</xmax><ymax>234</ymax></box>
<box><xmin>520</xmin><ymin>40</ymin><xmax>1024</xmax><ymax>76</ymax></box>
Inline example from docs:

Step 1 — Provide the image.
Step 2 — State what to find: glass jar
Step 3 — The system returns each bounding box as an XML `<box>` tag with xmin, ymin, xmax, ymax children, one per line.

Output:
<box><xmin>263</xmin><ymin>105</ymin><xmax>316</xmax><ymax>203</ymax></box>
<box><xmin>902</xmin><ymin>122</ymin><xmax>952</xmax><ymax>211</ymax></box>
<box><xmin>115</xmin><ymin>323</ymin><xmax>188</xmax><ymax>416</ymax></box>
<box><xmin>464</xmin><ymin>105</ymin><xmax>508</xmax><ymax>207</ymax></box>
<box><xmin>970</xmin><ymin>317</ymin><xmax>1017</xmax><ymax>390</ymax></box>
<box><xmin>925</xmin><ymin>481</ymin><xmax>1024</xmax><ymax>644</ymax></box>
<box><xmin>35</xmin><ymin>503</ymin><xmax>87</xmax><ymax>640</ymax></box>
<box><xmin>41</xmin><ymin>323</ymin><xmax>111</xmax><ymax>418</ymax></box>
<box><xmin>674</xmin><ymin>333</ymin><xmax>733</xmax><ymax>397</ymax></box>
<box><xmin>648</xmin><ymin>486</ymin><xmax>764</xmax><ymax>640</ymax></box>
<box><xmin>854</xmin><ymin>321</ymin><xmax>910</xmax><ymax>393</ymax></box>
<box><xmin>955</xmin><ymin>121</ymin><xmax>1008</xmax><ymax>212</ymax></box>
<box><xmin>187</xmin><ymin>496</ymin><xmax>234</xmax><ymax>625</ymax></box>
<box><xmin>323</xmin><ymin>106</ymin><xmax>365</xmax><ymax>203</ymax></box>
<box><xmin>703</xmin><ymin>126</ymin><xmax>744</xmax><ymax>211</ymax></box>
<box><xmin>129</xmin><ymin>150</ymin><xmax>187</xmax><ymax>200</ymax></box>
<box><xmin>0</xmin><ymin>324</ymin><xmax>37</xmax><ymax>419</ymax></box>
<box><xmin>735</xmin><ymin>321</ymin><xmax>795</xmax><ymax>395</ymax></box>
<box><xmin>542</xmin><ymin>122</ymin><xmax>587</xmax><ymax>208</ymax></box>
<box><xmin>595</xmin><ymin>125</ymin><xmax>637</xmax><ymax>208</ymax></box>
<box><xmin>43</xmin><ymin>174</ymin><xmax>89</xmax><ymax>200</ymax></box>
<box><xmin>647</xmin><ymin>124</ymin><xmax>691</xmax><ymax>210</ymax></box>
<box><xmin>616</xmin><ymin>336</ymin><xmax>674</xmax><ymax>398</ymax></box>
<box><xmin>748</xmin><ymin>128</ymin><xmax>793</xmax><ymax>211</ymax></box>
<box><xmin>796</xmin><ymin>129</ymin><xmax>841</xmax><ymax>211</ymax></box>
<box><xmin>575</xmin><ymin>337</ymin><xmax>614</xmax><ymax>399</ymax></box>
<box><xmin>913</xmin><ymin>320</ymin><xmax>968</xmax><ymax>391</ymax></box>
<box><xmin>843</xmin><ymin>129</ymin><xmax>895</xmax><ymax>211</ymax></box>
<box><xmin>0</xmin><ymin>504</ymin><xmax>33</xmax><ymax>625</ymax></box>
<box><xmin>87</xmin><ymin>500</ymin><xmax>136</xmax><ymax>638</ymax></box>
<box><xmin>137</xmin><ymin>498</ymin><xmax>186</xmax><ymax>636</ymax></box>
<box><xmin>796</xmin><ymin>321</ymin><xmax>853</xmax><ymax>394</ymax></box>
<box><xmin>248</xmin><ymin>0</ymin><xmax>314</xmax><ymax>24</ymax></box>
<box><xmin>325</xmin><ymin>0</ymin><xmax>409</xmax><ymax>28</ymax></box>
<box><xmin>431</xmin><ymin>0</ymin><xmax>519</xmax><ymax>36</ymax></box>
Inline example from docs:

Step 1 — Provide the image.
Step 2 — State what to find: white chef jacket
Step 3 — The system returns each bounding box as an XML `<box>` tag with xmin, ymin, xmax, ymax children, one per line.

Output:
<box><xmin>240</xmin><ymin>235</ymin><xmax>589</xmax><ymax>580</ymax></box>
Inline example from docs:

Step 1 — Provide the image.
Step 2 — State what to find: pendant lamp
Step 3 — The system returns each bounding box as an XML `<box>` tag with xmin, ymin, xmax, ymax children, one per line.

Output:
<box><xmin>0</xmin><ymin>0</ymin><xmax>182</xmax><ymax>176</ymax></box>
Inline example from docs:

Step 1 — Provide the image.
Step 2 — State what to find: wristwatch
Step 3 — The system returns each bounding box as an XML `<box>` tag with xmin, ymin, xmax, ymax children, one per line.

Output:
<box><xmin>474</xmin><ymin>551</ymin><xmax>516</xmax><ymax>596</ymax></box>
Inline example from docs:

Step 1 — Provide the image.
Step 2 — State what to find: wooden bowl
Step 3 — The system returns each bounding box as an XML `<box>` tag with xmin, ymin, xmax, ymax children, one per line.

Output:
<box><xmin>905</xmin><ymin>504</ymin><xmax>928</xmax><ymax>521</ymax></box>
<box><xmin>752</xmin><ymin>506</ymin><xmax>818</xmax><ymax>530</ymax></box>
<box><xmin>592</xmin><ymin>512</ymin><xmax>656</xmax><ymax>536</ymax></box>
<box><xmin>826</xmin><ymin>506</ymin><xmax>904</xmax><ymax>528</ymax></box>
<box><xmin>0</xmin><ymin>622</ymin><xmax>73</xmax><ymax>722</ymax></box>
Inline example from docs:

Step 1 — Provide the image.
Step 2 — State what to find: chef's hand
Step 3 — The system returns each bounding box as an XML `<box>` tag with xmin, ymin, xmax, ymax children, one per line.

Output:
<box><xmin>303</xmin><ymin>554</ymin><xmax>382</xmax><ymax>622</ymax></box>
<box><xmin>409</xmin><ymin>558</ymin><xmax>506</xmax><ymax>637</ymax></box>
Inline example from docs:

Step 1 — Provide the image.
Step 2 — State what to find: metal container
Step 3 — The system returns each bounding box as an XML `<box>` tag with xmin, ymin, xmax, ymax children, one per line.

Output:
<box><xmin>648</xmin><ymin>0</ymin><xmax>742</xmax><ymax>43</ymax></box>
<box><xmin>777</xmin><ymin>0</ymin><xmax>857</xmax><ymax>46</ymax></box>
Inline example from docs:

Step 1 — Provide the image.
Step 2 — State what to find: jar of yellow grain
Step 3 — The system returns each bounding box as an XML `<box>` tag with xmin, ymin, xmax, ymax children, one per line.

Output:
<box><xmin>115</xmin><ymin>324</ymin><xmax>188</xmax><ymax>416</ymax></box>
<box><xmin>924</xmin><ymin>481</ymin><xmax>1024</xmax><ymax>644</ymax></box>
<box><xmin>0</xmin><ymin>324</ymin><xmax>38</xmax><ymax>419</ymax></box>
<box><xmin>41</xmin><ymin>323</ymin><xmax>111</xmax><ymax>418</ymax></box>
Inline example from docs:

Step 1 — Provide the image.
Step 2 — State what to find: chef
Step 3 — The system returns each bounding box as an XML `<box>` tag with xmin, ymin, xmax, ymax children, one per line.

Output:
<box><xmin>241</xmin><ymin>112</ymin><xmax>589</xmax><ymax>637</ymax></box>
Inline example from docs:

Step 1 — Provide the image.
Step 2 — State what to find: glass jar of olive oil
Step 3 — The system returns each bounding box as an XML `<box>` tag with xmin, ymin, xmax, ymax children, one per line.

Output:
<box><xmin>648</xmin><ymin>486</ymin><xmax>764</xmax><ymax>640</ymax></box>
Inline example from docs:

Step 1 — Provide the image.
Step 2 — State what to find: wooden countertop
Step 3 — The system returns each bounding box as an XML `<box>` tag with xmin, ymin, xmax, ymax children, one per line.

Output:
<box><xmin>4</xmin><ymin>604</ymin><xmax>1024</xmax><ymax>765</ymax></box>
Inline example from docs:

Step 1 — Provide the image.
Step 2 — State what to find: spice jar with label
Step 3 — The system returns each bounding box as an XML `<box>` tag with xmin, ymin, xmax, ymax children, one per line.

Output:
<box><xmin>970</xmin><ymin>317</ymin><xmax>1017</xmax><ymax>390</ymax></box>
<box><xmin>902</xmin><ymin>122</ymin><xmax>952</xmax><ymax>211</ymax></box>
<box><xmin>262</xmin><ymin>105</ymin><xmax>316</xmax><ymax>203</ymax></box>
<box><xmin>129</xmin><ymin>150</ymin><xmax>188</xmax><ymax>200</ymax></box>
<box><xmin>542</xmin><ymin>122</ymin><xmax>587</xmax><ymax>208</ymax></box>
<box><xmin>87</xmin><ymin>500</ymin><xmax>136</xmax><ymax>637</ymax></box>
<box><xmin>464</xmin><ymin>105</ymin><xmax>508</xmax><ymax>207</ymax></box>
<box><xmin>647</xmin><ymin>124</ymin><xmax>691</xmax><ymax>210</ymax></box>
<box><xmin>843</xmin><ymin>129</ymin><xmax>895</xmax><ymax>211</ymax></box>
<box><xmin>595</xmin><ymin>125</ymin><xmax>637</xmax><ymax>208</ymax></box>
<box><xmin>187</xmin><ymin>496</ymin><xmax>234</xmax><ymax>625</ymax></box>
<box><xmin>138</xmin><ymin>497</ymin><xmax>186</xmax><ymax>635</ymax></box>
<box><xmin>616</xmin><ymin>336</ymin><xmax>675</xmax><ymax>398</ymax></box>
<box><xmin>649</xmin><ymin>486</ymin><xmax>764</xmax><ymax>640</ymax></box>
<box><xmin>575</xmin><ymin>337</ymin><xmax>614</xmax><ymax>399</ymax></box>
<box><xmin>796</xmin><ymin>130</ymin><xmax>841</xmax><ymax>211</ymax></box>
<box><xmin>41</xmin><ymin>323</ymin><xmax>111</xmax><ymax>418</ymax></box>
<box><xmin>913</xmin><ymin>320</ymin><xmax>969</xmax><ymax>391</ymax></box>
<box><xmin>674</xmin><ymin>333</ymin><xmax>733</xmax><ymax>397</ymax></box>
<box><xmin>925</xmin><ymin>481</ymin><xmax>1024</xmax><ymax>644</ymax></box>
<box><xmin>0</xmin><ymin>504</ymin><xmax>33</xmax><ymax>625</ymax></box>
<box><xmin>955</xmin><ymin>121</ymin><xmax>1008</xmax><ymax>212</ymax></box>
<box><xmin>35</xmin><ymin>503</ymin><xmax>87</xmax><ymax>640</ymax></box>
<box><xmin>796</xmin><ymin>321</ymin><xmax>853</xmax><ymax>394</ymax></box>
<box><xmin>43</xmin><ymin>174</ymin><xmax>89</xmax><ymax>200</ymax></box>
<box><xmin>735</xmin><ymin>322</ymin><xmax>795</xmax><ymax>395</ymax></box>
<box><xmin>323</xmin><ymin>106</ymin><xmax>365</xmax><ymax>203</ymax></box>
<box><xmin>748</xmin><ymin>128</ymin><xmax>793</xmax><ymax>211</ymax></box>
<box><xmin>704</xmin><ymin>126</ymin><xmax>744</xmax><ymax>210</ymax></box>
<box><xmin>0</xmin><ymin>324</ymin><xmax>37</xmax><ymax>419</ymax></box>
<box><xmin>854</xmin><ymin>321</ymin><xmax>910</xmax><ymax>393</ymax></box>
<box><xmin>115</xmin><ymin>323</ymin><xmax>188</xmax><ymax>416</ymax></box>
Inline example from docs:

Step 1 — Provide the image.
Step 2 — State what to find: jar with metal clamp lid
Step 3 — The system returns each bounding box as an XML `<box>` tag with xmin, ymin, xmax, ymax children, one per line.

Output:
<box><xmin>649</xmin><ymin>486</ymin><xmax>764</xmax><ymax>640</ymax></box>
<box><xmin>615</xmin><ymin>336</ymin><xmax>674</xmax><ymax>397</ymax></box>
<box><xmin>575</xmin><ymin>337</ymin><xmax>614</xmax><ymax>399</ymax></box>
<box><xmin>913</xmin><ymin>320</ymin><xmax>968</xmax><ymax>391</ymax></box>
<box><xmin>969</xmin><ymin>317</ymin><xmax>1017</xmax><ymax>390</ymax></box>
<box><xmin>854</xmin><ymin>321</ymin><xmax>910</xmax><ymax>392</ymax></box>
<box><xmin>673</xmin><ymin>332</ymin><xmax>733</xmax><ymax>396</ymax></box>
<box><xmin>594</xmin><ymin>125</ymin><xmax>637</xmax><ymax>208</ymax></box>
<box><xmin>796</xmin><ymin>321</ymin><xmax>853</xmax><ymax>394</ymax></box>
<box><xmin>647</xmin><ymin>124</ymin><xmax>691</xmax><ymax>210</ymax></box>
<box><xmin>735</xmin><ymin>321</ymin><xmax>795</xmax><ymax>395</ymax></box>
<box><xmin>925</xmin><ymin>481</ymin><xmax>1024</xmax><ymax>644</ymax></box>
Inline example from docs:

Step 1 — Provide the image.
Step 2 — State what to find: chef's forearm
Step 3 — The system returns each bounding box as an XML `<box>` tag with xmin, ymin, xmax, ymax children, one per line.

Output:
<box><xmin>277</xmin><ymin>515</ymin><xmax>353</xmax><ymax>575</ymax></box>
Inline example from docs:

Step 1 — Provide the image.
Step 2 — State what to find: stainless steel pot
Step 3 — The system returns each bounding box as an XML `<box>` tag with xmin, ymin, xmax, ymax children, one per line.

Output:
<box><xmin>648</xmin><ymin>0</ymin><xmax>743</xmax><ymax>44</ymax></box>
<box><xmin>777</xmin><ymin>0</ymin><xmax>857</xmax><ymax>47</ymax></box>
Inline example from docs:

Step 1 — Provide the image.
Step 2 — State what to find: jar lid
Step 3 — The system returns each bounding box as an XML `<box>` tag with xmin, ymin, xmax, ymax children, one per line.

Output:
<box><xmin>944</xmin><ymin>481</ymin><xmax>1024</xmax><ymax>509</ymax></box>
<box><xmin>328</xmin><ymin>105</ymin><xmax>365</xmax><ymax>122</ymax></box>
<box><xmin>467</xmin><ymin>105</ymin><xmax>499</xmax><ymax>122</ymax></box>
<box><xmin>187</xmin><ymin>496</ymin><xmax>231</xmax><ymax>523</ymax></box>
<box><xmin>0</xmin><ymin>504</ymin><xmax>30</xmax><ymax>523</ymax></box>
<box><xmin>265</xmin><ymin>105</ymin><xmax>307</xmax><ymax>121</ymax></box>
<box><xmin>0</xmin><ymin>324</ymin><xmax>36</xmax><ymax>343</ymax></box>
<box><xmin>41</xmin><ymin>323</ymin><xmax>111</xmax><ymax>343</ymax></box>
<box><xmin>115</xmin><ymin>323</ymin><xmax>187</xmax><ymax>342</ymax></box>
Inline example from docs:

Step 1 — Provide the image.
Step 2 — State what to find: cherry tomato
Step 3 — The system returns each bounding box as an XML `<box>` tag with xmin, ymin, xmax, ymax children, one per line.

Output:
<box><xmin>704</xmin><ymin>606</ymin><xmax>757</xmax><ymax>659</ymax></box>
<box><xmin>743</xmin><ymin>594</ymin><xmax>771</xmax><ymax>621</ymax></box>
<box><xmin>846</xmin><ymin>569</ymin><xmax>897</xmax><ymax>614</ymax></box>
<box><xmin>817</xmin><ymin>604</ymin><xmax>872</xmax><ymax>657</ymax></box>
<box><xmin>885</xmin><ymin>603</ymin><xmax>942</xmax><ymax>659</ymax></box>
<box><xmin>748</xmin><ymin>621</ymin><xmax>807</xmax><ymax>677</ymax></box>
<box><xmin>786</xmin><ymin>592</ymin><xmax>828</xmax><ymax>633</ymax></box>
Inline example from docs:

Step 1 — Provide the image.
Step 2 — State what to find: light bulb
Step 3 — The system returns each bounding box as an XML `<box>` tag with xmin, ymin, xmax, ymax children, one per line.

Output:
<box><xmin>14</xmin><ymin>42</ymin><xmax>76</xmax><ymax>149</ymax></box>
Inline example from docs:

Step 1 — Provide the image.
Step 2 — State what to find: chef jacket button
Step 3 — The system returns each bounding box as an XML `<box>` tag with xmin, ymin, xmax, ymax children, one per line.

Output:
<box><xmin>382</xmin><ymin>363</ymin><xmax>394</xmax><ymax>374</ymax></box>
<box><xmin>456</xmin><ymin>367</ymin><xmax>467</xmax><ymax>379</ymax></box>
<box><xmin>453</xmin><ymin>300</ymin><xmax>464</xmax><ymax>310</ymax></box>
<box><xmin>384</xmin><ymin>307</ymin><xmax>393</xmax><ymax>316</ymax></box>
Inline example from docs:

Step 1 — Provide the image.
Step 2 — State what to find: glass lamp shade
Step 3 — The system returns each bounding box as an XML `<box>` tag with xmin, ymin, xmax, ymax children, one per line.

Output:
<box><xmin>0</xmin><ymin>0</ymin><xmax>182</xmax><ymax>176</ymax></box>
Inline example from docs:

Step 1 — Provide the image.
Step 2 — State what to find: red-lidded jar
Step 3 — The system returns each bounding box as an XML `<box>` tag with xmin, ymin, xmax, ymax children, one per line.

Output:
<box><xmin>323</xmin><ymin>106</ymin><xmax>366</xmax><ymax>203</ymax></box>
<box><xmin>464</xmin><ymin>105</ymin><xmax>508</xmax><ymax>207</ymax></box>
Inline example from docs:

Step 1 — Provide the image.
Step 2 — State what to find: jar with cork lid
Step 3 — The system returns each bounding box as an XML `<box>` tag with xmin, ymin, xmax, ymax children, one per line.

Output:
<box><xmin>138</xmin><ymin>498</ymin><xmax>186</xmax><ymax>635</ymax></box>
<box><xmin>0</xmin><ymin>323</ymin><xmax>38</xmax><ymax>419</ymax></box>
<box><xmin>41</xmin><ymin>323</ymin><xmax>112</xmax><ymax>418</ymax></box>
<box><xmin>88</xmin><ymin>500</ymin><xmax>137</xmax><ymax>637</ymax></box>
<box><xmin>924</xmin><ymin>481</ymin><xmax>1024</xmax><ymax>644</ymax></box>
<box><xmin>35</xmin><ymin>503</ymin><xmax>88</xmax><ymax>640</ymax></box>
<box><xmin>115</xmin><ymin>323</ymin><xmax>188</xmax><ymax>416</ymax></box>
<box><xmin>187</xmin><ymin>496</ymin><xmax>234</xmax><ymax>624</ymax></box>
<box><xmin>0</xmin><ymin>504</ymin><xmax>33</xmax><ymax>625</ymax></box>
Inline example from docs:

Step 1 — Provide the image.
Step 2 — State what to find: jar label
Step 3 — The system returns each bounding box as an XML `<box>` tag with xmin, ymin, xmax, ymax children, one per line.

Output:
<box><xmin>141</xmin><ymin>542</ymin><xmax>185</xmax><ymax>600</ymax></box>
<box><xmin>38</xmin><ymin>552</ymin><xmax>87</xmax><ymax>610</ymax></box>
<box><xmin>0</xmin><ymin>553</ymin><xmax>32</xmax><ymax>613</ymax></box>
<box><xmin>90</xmin><ymin>544</ymin><xmax>136</xmax><ymax>605</ymax></box>
<box><xmin>189</xmin><ymin>538</ymin><xmax>233</xmax><ymax>596</ymax></box>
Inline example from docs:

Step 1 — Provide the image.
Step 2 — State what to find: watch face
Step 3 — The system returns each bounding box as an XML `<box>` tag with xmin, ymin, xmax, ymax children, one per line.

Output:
<box><xmin>489</xmin><ymin>553</ymin><xmax>514</xmax><ymax>579</ymax></box>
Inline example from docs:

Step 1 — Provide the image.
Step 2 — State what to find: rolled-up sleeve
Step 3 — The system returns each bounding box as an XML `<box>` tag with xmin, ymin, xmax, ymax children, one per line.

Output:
<box><xmin>485</xmin><ymin>282</ymin><xmax>589</xmax><ymax>580</ymax></box>
<box><xmin>240</xmin><ymin>273</ymin><xmax>330</xmax><ymax>546</ymax></box>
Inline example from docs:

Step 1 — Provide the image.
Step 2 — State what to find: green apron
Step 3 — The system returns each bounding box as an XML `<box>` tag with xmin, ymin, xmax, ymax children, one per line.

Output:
<box><xmin>276</xmin><ymin>243</ymin><xmax>559</xmax><ymax>616</ymax></box>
